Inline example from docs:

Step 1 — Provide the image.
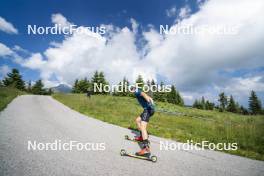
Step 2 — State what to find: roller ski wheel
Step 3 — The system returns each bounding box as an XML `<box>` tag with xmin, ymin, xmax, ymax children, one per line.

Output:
<box><xmin>120</xmin><ymin>149</ymin><xmax>157</xmax><ymax>163</ymax></box>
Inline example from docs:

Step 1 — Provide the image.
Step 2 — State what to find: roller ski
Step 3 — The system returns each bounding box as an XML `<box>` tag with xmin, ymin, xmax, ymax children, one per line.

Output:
<box><xmin>120</xmin><ymin>149</ymin><xmax>157</xmax><ymax>163</ymax></box>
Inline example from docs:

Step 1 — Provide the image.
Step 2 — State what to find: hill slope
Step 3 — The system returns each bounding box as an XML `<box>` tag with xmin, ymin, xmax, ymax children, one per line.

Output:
<box><xmin>51</xmin><ymin>84</ymin><xmax>72</xmax><ymax>93</ymax></box>
<box><xmin>53</xmin><ymin>93</ymin><xmax>264</xmax><ymax>160</ymax></box>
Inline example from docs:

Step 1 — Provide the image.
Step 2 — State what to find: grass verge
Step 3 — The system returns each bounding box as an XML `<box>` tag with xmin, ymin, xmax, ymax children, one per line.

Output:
<box><xmin>0</xmin><ymin>87</ymin><xmax>25</xmax><ymax>111</ymax></box>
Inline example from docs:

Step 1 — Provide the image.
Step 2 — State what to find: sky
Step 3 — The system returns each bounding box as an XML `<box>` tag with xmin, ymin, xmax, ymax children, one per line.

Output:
<box><xmin>0</xmin><ymin>0</ymin><xmax>264</xmax><ymax>106</ymax></box>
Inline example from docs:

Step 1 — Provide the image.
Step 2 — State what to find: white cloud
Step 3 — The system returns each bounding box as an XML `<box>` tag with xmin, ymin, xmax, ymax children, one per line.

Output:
<box><xmin>143</xmin><ymin>28</ymin><xmax>163</xmax><ymax>49</ymax></box>
<box><xmin>130</xmin><ymin>18</ymin><xmax>138</xmax><ymax>33</ymax></box>
<box><xmin>22</xmin><ymin>15</ymin><xmax>152</xmax><ymax>86</ymax></box>
<box><xmin>216</xmin><ymin>76</ymin><xmax>264</xmax><ymax>97</ymax></box>
<box><xmin>13</xmin><ymin>45</ymin><xmax>29</xmax><ymax>54</ymax></box>
<box><xmin>144</xmin><ymin>0</ymin><xmax>264</xmax><ymax>91</ymax></box>
<box><xmin>23</xmin><ymin>53</ymin><xmax>46</xmax><ymax>69</ymax></box>
<box><xmin>166</xmin><ymin>6</ymin><xmax>177</xmax><ymax>17</ymax></box>
<box><xmin>0</xmin><ymin>65</ymin><xmax>10</xmax><ymax>79</ymax></box>
<box><xmin>0</xmin><ymin>16</ymin><xmax>18</xmax><ymax>34</ymax></box>
<box><xmin>0</xmin><ymin>43</ymin><xmax>25</xmax><ymax>65</ymax></box>
<box><xmin>51</xmin><ymin>13</ymin><xmax>72</xmax><ymax>27</ymax></box>
<box><xmin>178</xmin><ymin>5</ymin><xmax>191</xmax><ymax>19</ymax></box>
<box><xmin>19</xmin><ymin>0</ymin><xmax>264</xmax><ymax>103</ymax></box>
<box><xmin>0</xmin><ymin>43</ymin><xmax>13</xmax><ymax>57</ymax></box>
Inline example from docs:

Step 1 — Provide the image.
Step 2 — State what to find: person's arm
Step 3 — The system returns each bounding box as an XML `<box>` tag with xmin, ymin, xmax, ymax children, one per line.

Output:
<box><xmin>140</xmin><ymin>92</ymin><xmax>154</xmax><ymax>104</ymax></box>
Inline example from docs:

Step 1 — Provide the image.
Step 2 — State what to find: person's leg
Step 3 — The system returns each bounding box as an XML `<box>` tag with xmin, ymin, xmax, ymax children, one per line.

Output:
<box><xmin>135</xmin><ymin>116</ymin><xmax>141</xmax><ymax>132</ymax></box>
<box><xmin>136</xmin><ymin>121</ymin><xmax>150</xmax><ymax>156</ymax></box>
<box><xmin>136</xmin><ymin>108</ymin><xmax>153</xmax><ymax>156</ymax></box>
<box><xmin>134</xmin><ymin>116</ymin><xmax>143</xmax><ymax>141</ymax></box>
<box><xmin>140</xmin><ymin>121</ymin><xmax>148</xmax><ymax>140</ymax></box>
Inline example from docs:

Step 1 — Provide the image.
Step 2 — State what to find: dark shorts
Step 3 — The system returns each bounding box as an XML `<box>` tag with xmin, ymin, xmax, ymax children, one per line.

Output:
<box><xmin>140</xmin><ymin>108</ymin><xmax>155</xmax><ymax>122</ymax></box>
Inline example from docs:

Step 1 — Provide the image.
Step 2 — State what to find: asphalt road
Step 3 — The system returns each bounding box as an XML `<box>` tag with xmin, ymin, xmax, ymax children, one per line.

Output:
<box><xmin>0</xmin><ymin>95</ymin><xmax>263</xmax><ymax>176</ymax></box>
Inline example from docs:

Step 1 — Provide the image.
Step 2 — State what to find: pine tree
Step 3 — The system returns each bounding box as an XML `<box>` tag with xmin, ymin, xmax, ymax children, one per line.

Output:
<box><xmin>204</xmin><ymin>99</ymin><xmax>214</xmax><ymax>110</ymax></box>
<box><xmin>207</xmin><ymin>101</ymin><xmax>215</xmax><ymax>110</ymax></box>
<box><xmin>194</xmin><ymin>97</ymin><xmax>214</xmax><ymax>110</ymax></box>
<box><xmin>91</xmin><ymin>71</ymin><xmax>109</xmax><ymax>94</ymax></box>
<box><xmin>113</xmin><ymin>77</ymin><xmax>129</xmax><ymax>96</ymax></box>
<box><xmin>167</xmin><ymin>85</ymin><xmax>177</xmax><ymax>104</ymax></box>
<box><xmin>176</xmin><ymin>90</ymin><xmax>184</xmax><ymax>106</ymax></box>
<box><xmin>78</xmin><ymin>78</ymin><xmax>90</xmax><ymax>93</ymax></box>
<box><xmin>153</xmin><ymin>82</ymin><xmax>166</xmax><ymax>102</ymax></box>
<box><xmin>193</xmin><ymin>99</ymin><xmax>199</xmax><ymax>108</ymax></box>
<box><xmin>135</xmin><ymin>75</ymin><xmax>144</xmax><ymax>89</ymax></box>
<box><xmin>227</xmin><ymin>95</ymin><xmax>237</xmax><ymax>113</ymax></box>
<box><xmin>249</xmin><ymin>90</ymin><xmax>262</xmax><ymax>115</ymax></box>
<box><xmin>27</xmin><ymin>80</ymin><xmax>32</xmax><ymax>93</ymax></box>
<box><xmin>47</xmin><ymin>88</ymin><xmax>53</xmax><ymax>95</ymax></box>
<box><xmin>72</xmin><ymin>79</ymin><xmax>79</xmax><ymax>93</ymax></box>
<box><xmin>193</xmin><ymin>99</ymin><xmax>203</xmax><ymax>109</ymax></box>
<box><xmin>201</xmin><ymin>96</ymin><xmax>205</xmax><ymax>109</ymax></box>
<box><xmin>240</xmin><ymin>106</ymin><xmax>249</xmax><ymax>115</ymax></box>
<box><xmin>32</xmin><ymin>80</ymin><xmax>45</xmax><ymax>95</ymax></box>
<box><xmin>218</xmin><ymin>92</ymin><xmax>227</xmax><ymax>112</ymax></box>
<box><xmin>121</xmin><ymin>77</ymin><xmax>129</xmax><ymax>96</ymax></box>
<box><xmin>146</xmin><ymin>79</ymin><xmax>152</xmax><ymax>97</ymax></box>
<box><xmin>98</xmin><ymin>72</ymin><xmax>107</xmax><ymax>85</ymax></box>
<box><xmin>150</xmin><ymin>79</ymin><xmax>156</xmax><ymax>87</ymax></box>
<box><xmin>91</xmin><ymin>71</ymin><xmax>100</xmax><ymax>84</ymax></box>
<box><xmin>151</xmin><ymin>79</ymin><xmax>158</xmax><ymax>100</ymax></box>
<box><xmin>3</xmin><ymin>68</ymin><xmax>25</xmax><ymax>90</ymax></box>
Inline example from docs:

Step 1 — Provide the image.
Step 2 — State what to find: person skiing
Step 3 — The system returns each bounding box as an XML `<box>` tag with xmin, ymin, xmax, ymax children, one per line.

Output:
<box><xmin>131</xmin><ymin>86</ymin><xmax>155</xmax><ymax>156</ymax></box>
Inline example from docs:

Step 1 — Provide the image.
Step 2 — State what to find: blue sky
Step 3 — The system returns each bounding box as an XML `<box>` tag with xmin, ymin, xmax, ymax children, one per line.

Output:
<box><xmin>0</xmin><ymin>0</ymin><xmax>197</xmax><ymax>51</ymax></box>
<box><xmin>0</xmin><ymin>0</ymin><xmax>264</xmax><ymax>106</ymax></box>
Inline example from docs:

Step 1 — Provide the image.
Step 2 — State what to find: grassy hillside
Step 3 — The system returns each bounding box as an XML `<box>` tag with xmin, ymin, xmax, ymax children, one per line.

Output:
<box><xmin>53</xmin><ymin>93</ymin><xmax>264</xmax><ymax>161</ymax></box>
<box><xmin>0</xmin><ymin>87</ymin><xmax>25</xmax><ymax>111</ymax></box>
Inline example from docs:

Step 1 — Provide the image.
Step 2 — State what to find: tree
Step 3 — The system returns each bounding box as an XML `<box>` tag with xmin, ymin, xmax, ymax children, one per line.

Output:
<box><xmin>91</xmin><ymin>71</ymin><xmax>100</xmax><ymax>84</ymax></box>
<box><xmin>27</xmin><ymin>80</ymin><xmax>32</xmax><ymax>93</ymax></box>
<box><xmin>205</xmin><ymin>100</ymin><xmax>214</xmax><ymax>110</ymax></box>
<box><xmin>32</xmin><ymin>80</ymin><xmax>45</xmax><ymax>95</ymax></box>
<box><xmin>148</xmin><ymin>79</ymin><xmax>156</xmax><ymax>98</ymax></box>
<box><xmin>135</xmin><ymin>75</ymin><xmax>144</xmax><ymax>89</ymax></box>
<box><xmin>166</xmin><ymin>85</ymin><xmax>184</xmax><ymax>106</ymax></box>
<box><xmin>0</xmin><ymin>80</ymin><xmax>3</xmax><ymax>87</ymax></box>
<box><xmin>193</xmin><ymin>99</ymin><xmax>200</xmax><ymax>109</ymax></box>
<box><xmin>227</xmin><ymin>95</ymin><xmax>237</xmax><ymax>113</ymax></box>
<box><xmin>248</xmin><ymin>90</ymin><xmax>262</xmax><ymax>115</ymax></box>
<box><xmin>91</xmin><ymin>71</ymin><xmax>109</xmax><ymax>94</ymax></box>
<box><xmin>72</xmin><ymin>78</ymin><xmax>91</xmax><ymax>93</ymax></box>
<box><xmin>201</xmin><ymin>96</ymin><xmax>205</xmax><ymax>109</ymax></box>
<box><xmin>47</xmin><ymin>88</ymin><xmax>53</xmax><ymax>95</ymax></box>
<box><xmin>98</xmin><ymin>72</ymin><xmax>108</xmax><ymax>85</ymax></box>
<box><xmin>240</xmin><ymin>106</ymin><xmax>249</xmax><ymax>115</ymax></box>
<box><xmin>153</xmin><ymin>82</ymin><xmax>166</xmax><ymax>102</ymax></box>
<box><xmin>193</xmin><ymin>99</ymin><xmax>201</xmax><ymax>109</ymax></box>
<box><xmin>167</xmin><ymin>85</ymin><xmax>177</xmax><ymax>104</ymax></box>
<box><xmin>72</xmin><ymin>79</ymin><xmax>79</xmax><ymax>93</ymax></box>
<box><xmin>2</xmin><ymin>68</ymin><xmax>25</xmax><ymax>90</ymax></box>
<box><xmin>114</xmin><ymin>77</ymin><xmax>130</xmax><ymax>96</ymax></box>
<box><xmin>218</xmin><ymin>92</ymin><xmax>227</xmax><ymax>112</ymax></box>
<box><xmin>193</xmin><ymin>97</ymin><xmax>214</xmax><ymax>110</ymax></box>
